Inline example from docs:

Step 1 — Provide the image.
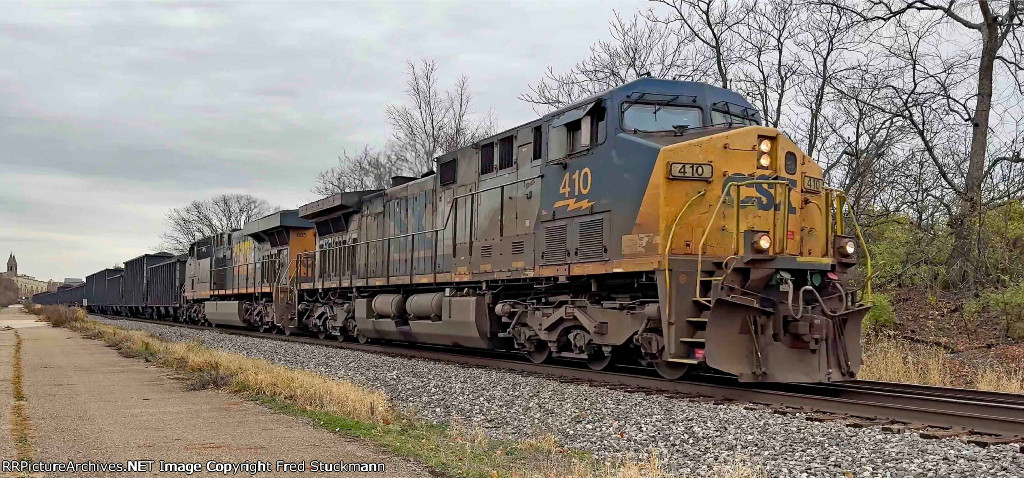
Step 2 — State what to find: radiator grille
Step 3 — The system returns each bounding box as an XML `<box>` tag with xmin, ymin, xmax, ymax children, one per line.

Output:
<box><xmin>510</xmin><ymin>240</ymin><xmax>525</xmax><ymax>255</ymax></box>
<box><xmin>541</xmin><ymin>223</ymin><xmax>568</xmax><ymax>264</ymax></box>
<box><xmin>479</xmin><ymin>244</ymin><xmax>493</xmax><ymax>258</ymax></box>
<box><xmin>577</xmin><ymin>217</ymin><xmax>605</xmax><ymax>261</ymax></box>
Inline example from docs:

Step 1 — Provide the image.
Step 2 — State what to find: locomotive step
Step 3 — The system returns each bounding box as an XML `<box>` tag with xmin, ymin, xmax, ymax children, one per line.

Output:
<box><xmin>685</xmin><ymin>317</ymin><xmax>708</xmax><ymax>323</ymax></box>
<box><xmin>680</xmin><ymin>337</ymin><xmax>706</xmax><ymax>343</ymax></box>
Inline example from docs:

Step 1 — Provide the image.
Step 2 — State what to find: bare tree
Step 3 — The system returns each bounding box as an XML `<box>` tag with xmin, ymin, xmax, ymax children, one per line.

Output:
<box><xmin>520</xmin><ymin>12</ymin><xmax>689</xmax><ymax>109</ymax></box>
<box><xmin>386</xmin><ymin>59</ymin><xmax>493</xmax><ymax>174</ymax></box>
<box><xmin>734</xmin><ymin>0</ymin><xmax>802</xmax><ymax>128</ymax></box>
<box><xmin>312</xmin><ymin>146</ymin><xmax>408</xmax><ymax>196</ymax></box>
<box><xmin>792</xmin><ymin>1</ymin><xmax>860</xmax><ymax>157</ymax></box>
<box><xmin>645</xmin><ymin>0</ymin><xmax>747</xmax><ymax>89</ymax></box>
<box><xmin>837</xmin><ymin>0</ymin><xmax>1024</xmax><ymax>282</ymax></box>
<box><xmin>158</xmin><ymin>194</ymin><xmax>277</xmax><ymax>254</ymax></box>
<box><xmin>821</xmin><ymin>71</ymin><xmax>912</xmax><ymax>219</ymax></box>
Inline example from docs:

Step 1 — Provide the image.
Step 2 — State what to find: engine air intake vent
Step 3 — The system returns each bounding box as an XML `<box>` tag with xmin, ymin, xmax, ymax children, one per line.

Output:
<box><xmin>577</xmin><ymin>217</ymin><xmax>606</xmax><ymax>262</ymax></box>
<box><xmin>479</xmin><ymin>244</ymin><xmax>493</xmax><ymax>258</ymax></box>
<box><xmin>510</xmin><ymin>240</ymin><xmax>525</xmax><ymax>255</ymax></box>
<box><xmin>541</xmin><ymin>223</ymin><xmax>568</xmax><ymax>264</ymax></box>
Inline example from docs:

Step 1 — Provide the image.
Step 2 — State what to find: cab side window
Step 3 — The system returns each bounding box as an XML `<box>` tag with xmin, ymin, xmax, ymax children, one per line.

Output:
<box><xmin>549</xmin><ymin>100</ymin><xmax>606</xmax><ymax>160</ymax></box>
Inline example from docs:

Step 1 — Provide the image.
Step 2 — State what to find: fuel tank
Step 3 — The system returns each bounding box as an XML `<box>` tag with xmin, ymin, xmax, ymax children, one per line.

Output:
<box><xmin>204</xmin><ymin>301</ymin><xmax>247</xmax><ymax>327</ymax></box>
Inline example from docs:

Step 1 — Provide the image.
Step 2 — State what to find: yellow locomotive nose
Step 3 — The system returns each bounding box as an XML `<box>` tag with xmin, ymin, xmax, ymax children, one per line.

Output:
<box><xmin>635</xmin><ymin>125</ymin><xmax>871</xmax><ymax>382</ymax></box>
<box><xmin>641</xmin><ymin>126</ymin><xmax>837</xmax><ymax>262</ymax></box>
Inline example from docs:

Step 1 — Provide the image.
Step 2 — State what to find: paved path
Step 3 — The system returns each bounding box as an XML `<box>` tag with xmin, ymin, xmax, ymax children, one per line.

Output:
<box><xmin>0</xmin><ymin>306</ymin><xmax>429</xmax><ymax>477</ymax></box>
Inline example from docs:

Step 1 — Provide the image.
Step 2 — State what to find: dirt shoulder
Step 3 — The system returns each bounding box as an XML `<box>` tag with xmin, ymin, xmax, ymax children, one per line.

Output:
<box><xmin>0</xmin><ymin>307</ymin><xmax>430</xmax><ymax>477</ymax></box>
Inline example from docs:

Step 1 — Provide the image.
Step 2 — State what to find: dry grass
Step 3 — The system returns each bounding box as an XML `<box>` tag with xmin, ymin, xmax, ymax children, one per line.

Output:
<box><xmin>977</xmin><ymin>363</ymin><xmax>1024</xmax><ymax>394</ymax></box>
<box><xmin>861</xmin><ymin>337</ymin><xmax>1024</xmax><ymax>393</ymax></box>
<box><xmin>9</xmin><ymin>330</ymin><xmax>34</xmax><ymax>460</ymax></box>
<box><xmin>708</xmin><ymin>462</ymin><xmax>768</xmax><ymax>478</ymax></box>
<box><xmin>859</xmin><ymin>338</ymin><xmax>960</xmax><ymax>387</ymax></box>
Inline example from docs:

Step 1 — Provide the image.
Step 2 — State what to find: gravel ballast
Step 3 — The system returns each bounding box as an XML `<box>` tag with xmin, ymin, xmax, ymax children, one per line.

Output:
<box><xmin>95</xmin><ymin>317</ymin><xmax>1024</xmax><ymax>478</ymax></box>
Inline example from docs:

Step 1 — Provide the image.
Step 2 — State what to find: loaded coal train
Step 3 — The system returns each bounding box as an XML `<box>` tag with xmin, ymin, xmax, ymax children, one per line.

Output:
<box><xmin>35</xmin><ymin>78</ymin><xmax>873</xmax><ymax>383</ymax></box>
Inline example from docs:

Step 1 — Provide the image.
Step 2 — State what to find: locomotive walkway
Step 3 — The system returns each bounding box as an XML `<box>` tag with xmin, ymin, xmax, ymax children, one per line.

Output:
<box><xmin>0</xmin><ymin>307</ymin><xmax>430</xmax><ymax>477</ymax></box>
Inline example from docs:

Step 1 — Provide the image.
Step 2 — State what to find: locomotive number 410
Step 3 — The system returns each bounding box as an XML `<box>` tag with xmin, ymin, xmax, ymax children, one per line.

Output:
<box><xmin>668</xmin><ymin>162</ymin><xmax>713</xmax><ymax>180</ymax></box>
<box><xmin>559</xmin><ymin>168</ymin><xmax>593</xmax><ymax>197</ymax></box>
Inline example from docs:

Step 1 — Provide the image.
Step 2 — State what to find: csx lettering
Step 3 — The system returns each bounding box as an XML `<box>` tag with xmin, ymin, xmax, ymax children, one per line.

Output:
<box><xmin>723</xmin><ymin>174</ymin><xmax>798</xmax><ymax>214</ymax></box>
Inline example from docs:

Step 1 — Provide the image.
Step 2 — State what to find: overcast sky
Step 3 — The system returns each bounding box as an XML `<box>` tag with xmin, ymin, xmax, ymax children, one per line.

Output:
<box><xmin>0</xmin><ymin>0</ymin><xmax>646</xmax><ymax>282</ymax></box>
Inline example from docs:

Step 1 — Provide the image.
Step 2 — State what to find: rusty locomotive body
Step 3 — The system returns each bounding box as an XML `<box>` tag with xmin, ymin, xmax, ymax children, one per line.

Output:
<box><xmin>44</xmin><ymin>78</ymin><xmax>872</xmax><ymax>383</ymax></box>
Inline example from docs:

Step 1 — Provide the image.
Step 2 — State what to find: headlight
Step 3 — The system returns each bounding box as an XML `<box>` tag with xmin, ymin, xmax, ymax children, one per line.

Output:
<box><xmin>758</xmin><ymin>153</ymin><xmax>772</xmax><ymax>168</ymax></box>
<box><xmin>759</xmin><ymin>139</ymin><xmax>772</xmax><ymax>153</ymax></box>
<box><xmin>839</xmin><ymin>239</ymin><xmax>856</xmax><ymax>256</ymax></box>
<box><xmin>753</xmin><ymin>233</ymin><xmax>772</xmax><ymax>252</ymax></box>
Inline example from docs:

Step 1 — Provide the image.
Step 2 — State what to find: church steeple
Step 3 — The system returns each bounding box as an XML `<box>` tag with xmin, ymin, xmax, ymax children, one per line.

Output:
<box><xmin>6</xmin><ymin>252</ymin><xmax>16</xmax><ymax>277</ymax></box>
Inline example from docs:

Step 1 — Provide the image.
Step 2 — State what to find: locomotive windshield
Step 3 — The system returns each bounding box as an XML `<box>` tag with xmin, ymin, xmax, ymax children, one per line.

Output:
<box><xmin>621</xmin><ymin>104</ymin><xmax>702</xmax><ymax>132</ymax></box>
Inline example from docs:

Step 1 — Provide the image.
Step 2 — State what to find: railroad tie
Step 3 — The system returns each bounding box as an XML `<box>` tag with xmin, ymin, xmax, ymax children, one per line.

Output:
<box><xmin>919</xmin><ymin>428</ymin><xmax>972</xmax><ymax>440</ymax></box>
<box><xmin>964</xmin><ymin>435</ymin><xmax>1023</xmax><ymax>448</ymax></box>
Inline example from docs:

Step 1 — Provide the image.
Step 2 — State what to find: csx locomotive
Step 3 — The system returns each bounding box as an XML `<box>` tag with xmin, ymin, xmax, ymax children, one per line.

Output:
<box><xmin>36</xmin><ymin>78</ymin><xmax>872</xmax><ymax>382</ymax></box>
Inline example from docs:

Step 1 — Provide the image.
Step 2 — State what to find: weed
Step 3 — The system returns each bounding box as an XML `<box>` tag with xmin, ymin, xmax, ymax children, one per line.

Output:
<box><xmin>964</xmin><ymin>283</ymin><xmax>1024</xmax><ymax>340</ymax></box>
<box><xmin>863</xmin><ymin>293</ymin><xmax>897</xmax><ymax>334</ymax></box>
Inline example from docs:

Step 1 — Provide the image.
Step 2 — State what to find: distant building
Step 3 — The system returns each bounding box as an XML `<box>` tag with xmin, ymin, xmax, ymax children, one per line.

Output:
<box><xmin>4</xmin><ymin>253</ymin><xmax>50</xmax><ymax>298</ymax></box>
<box><xmin>47</xmin><ymin>277</ymin><xmax>82</xmax><ymax>292</ymax></box>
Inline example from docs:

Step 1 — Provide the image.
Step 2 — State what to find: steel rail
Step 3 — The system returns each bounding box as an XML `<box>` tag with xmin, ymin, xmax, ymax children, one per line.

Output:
<box><xmin>825</xmin><ymin>380</ymin><xmax>1024</xmax><ymax>406</ymax></box>
<box><xmin>92</xmin><ymin>314</ymin><xmax>1024</xmax><ymax>441</ymax></box>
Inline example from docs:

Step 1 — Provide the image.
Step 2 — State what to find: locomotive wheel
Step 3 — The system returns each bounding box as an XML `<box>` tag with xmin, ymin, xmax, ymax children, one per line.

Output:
<box><xmin>653</xmin><ymin>360</ymin><xmax>690</xmax><ymax>380</ymax></box>
<box><xmin>283</xmin><ymin>326</ymin><xmax>292</xmax><ymax>336</ymax></box>
<box><xmin>356</xmin><ymin>332</ymin><xmax>369</xmax><ymax>344</ymax></box>
<box><xmin>586</xmin><ymin>351</ymin><xmax>613</xmax><ymax>371</ymax></box>
<box><xmin>316</xmin><ymin>329</ymin><xmax>328</xmax><ymax>340</ymax></box>
<box><xmin>526</xmin><ymin>341</ymin><xmax>551</xmax><ymax>364</ymax></box>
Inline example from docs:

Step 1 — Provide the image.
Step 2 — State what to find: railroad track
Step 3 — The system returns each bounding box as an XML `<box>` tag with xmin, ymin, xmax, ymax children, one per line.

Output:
<box><xmin>92</xmin><ymin>314</ymin><xmax>1024</xmax><ymax>449</ymax></box>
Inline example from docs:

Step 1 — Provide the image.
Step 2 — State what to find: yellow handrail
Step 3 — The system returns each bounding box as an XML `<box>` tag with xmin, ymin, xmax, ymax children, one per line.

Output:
<box><xmin>695</xmin><ymin>179</ymin><xmax>791</xmax><ymax>307</ymax></box>
<box><xmin>827</xmin><ymin>188</ymin><xmax>873</xmax><ymax>302</ymax></box>
<box><xmin>662</xmin><ymin>189</ymin><xmax>707</xmax><ymax>322</ymax></box>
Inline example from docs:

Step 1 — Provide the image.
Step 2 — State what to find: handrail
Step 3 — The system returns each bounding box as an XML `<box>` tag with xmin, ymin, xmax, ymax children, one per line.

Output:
<box><xmin>695</xmin><ymin>179</ymin><xmax>791</xmax><ymax>307</ymax></box>
<box><xmin>330</xmin><ymin>174</ymin><xmax>543</xmax><ymax>250</ymax></box>
<box><xmin>662</xmin><ymin>189</ymin><xmax>707</xmax><ymax>323</ymax></box>
<box><xmin>827</xmin><ymin>187</ymin><xmax>873</xmax><ymax>302</ymax></box>
<box><xmin>208</xmin><ymin>258</ymin><xmax>286</xmax><ymax>295</ymax></box>
<box><xmin>689</xmin><ymin>181</ymin><xmax>873</xmax><ymax>309</ymax></box>
<box><xmin>296</xmin><ymin>174</ymin><xmax>542</xmax><ymax>285</ymax></box>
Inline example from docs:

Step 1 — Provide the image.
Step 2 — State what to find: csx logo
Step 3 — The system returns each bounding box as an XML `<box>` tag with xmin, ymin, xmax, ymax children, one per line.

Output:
<box><xmin>723</xmin><ymin>173</ymin><xmax>797</xmax><ymax>214</ymax></box>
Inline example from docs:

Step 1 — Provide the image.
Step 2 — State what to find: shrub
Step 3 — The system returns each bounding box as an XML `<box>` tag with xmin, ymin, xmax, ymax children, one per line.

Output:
<box><xmin>863</xmin><ymin>293</ymin><xmax>897</xmax><ymax>334</ymax></box>
<box><xmin>964</xmin><ymin>282</ymin><xmax>1024</xmax><ymax>341</ymax></box>
<box><xmin>29</xmin><ymin>305</ymin><xmax>87</xmax><ymax>327</ymax></box>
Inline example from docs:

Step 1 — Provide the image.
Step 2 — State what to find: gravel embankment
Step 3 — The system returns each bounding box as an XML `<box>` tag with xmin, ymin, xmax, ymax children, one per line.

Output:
<box><xmin>96</xmin><ymin>317</ymin><xmax>1024</xmax><ymax>478</ymax></box>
